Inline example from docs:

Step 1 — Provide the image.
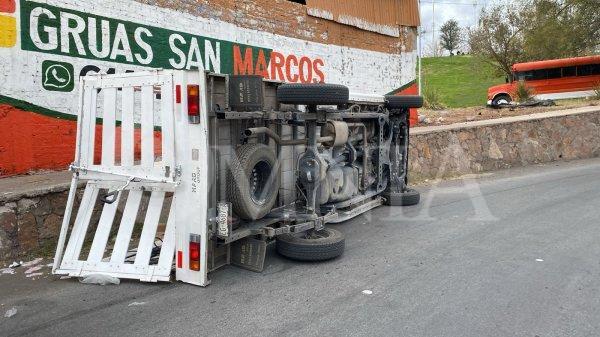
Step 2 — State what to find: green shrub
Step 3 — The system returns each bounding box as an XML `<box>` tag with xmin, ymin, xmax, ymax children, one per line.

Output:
<box><xmin>512</xmin><ymin>81</ymin><xmax>535</xmax><ymax>103</ymax></box>
<box><xmin>423</xmin><ymin>87</ymin><xmax>446</xmax><ymax>110</ymax></box>
<box><xmin>593</xmin><ymin>81</ymin><xmax>600</xmax><ymax>100</ymax></box>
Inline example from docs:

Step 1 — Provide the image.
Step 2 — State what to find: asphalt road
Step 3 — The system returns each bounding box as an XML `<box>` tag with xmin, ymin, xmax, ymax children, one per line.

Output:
<box><xmin>2</xmin><ymin>159</ymin><xmax>600</xmax><ymax>337</ymax></box>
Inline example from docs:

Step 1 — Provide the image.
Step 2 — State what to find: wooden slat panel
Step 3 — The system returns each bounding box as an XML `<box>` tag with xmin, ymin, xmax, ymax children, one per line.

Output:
<box><xmin>101</xmin><ymin>88</ymin><xmax>117</xmax><ymax>166</ymax></box>
<box><xmin>82</xmin><ymin>88</ymin><xmax>98</xmax><ymax>167</ymax></box>
<box><xmin>121</xmin><ymin>87</ymin><xmax>135</xmax><ymax>166</ymax></box>
<box><xmin>141</xmin><ymin>85</ymin><xmax>155</xmax><ymax>167</ymax></box>
<box><xmin>62</xmin><ymin>185</ymin><xmax>99</xmax><ymax>263</ymax></box>
<box><xmin>77</xmin><ymin>80</ymin><xmax>92</xmax><ymax>166</ymax></box>
<box><xmin>134</xmin><ymin>191</ymin><xmax>165</xmax><ymax>266</ymax></box>
<box><xmin>160</xmin><ymin>78</ymin><xmax>175</xmax><ymax>170</ymax></box>
<box><xmin>156</xmin><ymin>198</ymin><xmax>176</xmax><ymax>273</ymax></box>
<box><xmin>110</xmin><ymin>190</ymin><xmax>143</xmax><ymax>263</ymax></box>
<box><xmin>87</xmin><ymin>191</ymin><xmax>121</xmax><ymax>262</ymax></box>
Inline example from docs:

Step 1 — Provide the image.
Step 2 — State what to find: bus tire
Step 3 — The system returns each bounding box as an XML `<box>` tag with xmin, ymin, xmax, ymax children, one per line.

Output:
<box><xmin>277</xmin><ymin>83</ymin><xmax>349</xmax><ymax>106</ymax></box>
<box><xmin>227</xmin><ymin>144</ymin><xmax>280</xmax><ymax>221</ymax></box>
<box><xmin>492</xmin><ymin>94</ymin><xmax>512</xmax><ymax>106</ymax></box>
<box><xmin>276</xmin><ymin>228</ymin><xmax>345</xmax><ymax>261</ymax></box>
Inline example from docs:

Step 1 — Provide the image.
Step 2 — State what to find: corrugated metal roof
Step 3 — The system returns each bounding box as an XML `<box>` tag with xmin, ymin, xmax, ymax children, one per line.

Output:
<box><xmin>306</xmin><ymin>0</ymin><xmax>420</xmax><ymax>37</ymax></box>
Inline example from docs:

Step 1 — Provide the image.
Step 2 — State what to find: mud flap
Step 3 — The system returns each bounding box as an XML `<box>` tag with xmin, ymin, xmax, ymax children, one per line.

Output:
<box><xmin>230</xmin><ymin>238</ymin><xmax>267</xmax><ymax>273</ymax></box>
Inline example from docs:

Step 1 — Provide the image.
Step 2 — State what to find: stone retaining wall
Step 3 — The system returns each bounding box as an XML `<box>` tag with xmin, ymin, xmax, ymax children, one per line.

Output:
<box><xmin>0</xmin><ymin>177</ymin><xmax>169</xmax><ymax>261</ymax></box>
<box><xmin>409</xmin><ymin>107</ymin><xmax>600</xmax><ymax>182</ymax></box>
<box><xmin>1</xmin><ymin>107</ymin><xmax>599</xmax><ymax>260</ymax></box>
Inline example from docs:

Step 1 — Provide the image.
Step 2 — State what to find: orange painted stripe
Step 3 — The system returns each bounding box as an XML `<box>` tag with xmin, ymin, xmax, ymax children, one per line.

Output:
<box><xmin>0</xmin><ymin>104</ymin><xmax>163</xmax><ymax>177</ymax></box>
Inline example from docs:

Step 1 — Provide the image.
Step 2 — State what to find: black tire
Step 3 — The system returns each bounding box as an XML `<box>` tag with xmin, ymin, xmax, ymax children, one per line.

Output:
<box><xmin>492</xmin><ymin>94</ymin><xmax>512</xmax><ymax>106</ymax></box>
<box><xmin>276</xmin><ymin>228</ymin><xmax>345</xmax><ymax>261</ymax></box>
<box><xmin>385</xmin><ymin>188</ymin><xmax>420</xmax><ymax>206</ymax></box>
<box><xmin>277</xmin><ymin>83</ymin><xmax>349</xmax><ymax>106</ymax></box>
<box><xmin>385</xmin><ymin>95</ymin><xmax>424</xmax><ymax>109</ymax></box>
<box><xmin>227</xmin><ymin>144</ymin><xmax>280</xmax><ymax>220</ymax></box>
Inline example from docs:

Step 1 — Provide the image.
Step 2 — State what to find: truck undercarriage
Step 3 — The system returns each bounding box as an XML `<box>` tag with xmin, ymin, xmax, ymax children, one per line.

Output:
<box><xmin>206</xmin><ymin>75</ymin><xmax>423</xmax><ymax>272</ymax></box>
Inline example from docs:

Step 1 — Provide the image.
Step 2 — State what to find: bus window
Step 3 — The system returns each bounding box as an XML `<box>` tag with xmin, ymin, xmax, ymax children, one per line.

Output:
<box><xmin>562</xmin><ymin>66</ymin><xmax>576</xmax><ymax>77</ymax></box>
<box><xmin>532</xmin><ymin>69</ymin><xmax>547</xmax><ymax>80</ymax></box>
<box><xmin>592</xmin><ymin>64</ymin><xmax>600</xmax><ymax>75</ymax></box>
<box><xmin>517</xmin><ymin>71</ymin><xmax>532</xmax><ymax>81</ymax></box>
<box><xmin>578</xmin><ymin>65</ymin><xmax>593</xmax><ymax>76</ymax></box>
<box><xmin>547</xmin><ymin>68</ymin><xmax>561</xmax><ymax>79</ymax></box>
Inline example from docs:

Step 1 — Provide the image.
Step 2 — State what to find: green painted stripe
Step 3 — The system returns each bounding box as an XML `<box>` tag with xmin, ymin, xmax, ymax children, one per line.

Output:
<box><xmin>0</xmin><ymin>94</ymin><xmax>77</xmax><ymax>121</ymax></box>
<box><xmin>386</xmin><ymin>80</ymin><xmax>417</xmax><ymax>96</ymax></box>
<box><xmin>0</xmin><ymin>94</ymin><xmax>162</xmax><ymax>131</ymax></box>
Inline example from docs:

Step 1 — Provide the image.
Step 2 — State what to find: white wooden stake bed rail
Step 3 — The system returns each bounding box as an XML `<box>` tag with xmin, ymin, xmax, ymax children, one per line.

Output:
<box><xmin>53</xmin><ymin>68</ymin><xmax>210</xmax><ymax>286</ymax></box>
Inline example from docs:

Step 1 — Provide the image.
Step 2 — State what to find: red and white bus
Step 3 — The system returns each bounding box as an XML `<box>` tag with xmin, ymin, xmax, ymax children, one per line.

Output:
<box><xmin>487</xmin><ymin>55</ymin><xmax>600</xmax><ymax>106</ymax></box>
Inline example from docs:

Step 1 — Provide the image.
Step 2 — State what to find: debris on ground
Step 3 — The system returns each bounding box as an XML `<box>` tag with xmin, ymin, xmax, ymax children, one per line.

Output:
<box><xmin>79</xmin><ymin>274</ymin><xmax>120</xmax><ymax>285</ymax></box>
<box><xmin>22</xmin><ymin>258</ymin><xmax>43</xmax><ymax>268</ymax></box>
<box><xmin>26</xmin><ymin>273</ymin><xmax>44</xmax><ymax>278</ymax></box>
<box><xmin>4</xmin><ymin>307</ymin><xmax>17</xmax><ymax>318</ymax></box>
<box><xmin>128</xmin><ymin>302</ymin><xmax>147</xmax><ymax>307</ymax></box>
<box><xmin>8</xmin><ymin>262</ymin><xmax>21</xmax><ymax>268</ymax></box>
<box><xmin>1</xmin><ymin>268</ymin><xmax>16</xmax><ymax>275</ymax></box>
<box><xmin>536</xmin><ymin>259</ymin><xmax>544</xmax><ymax>262</ymax></box>
<box><xmin>494</xmin><ymin>99</ymin><xmax>556</xmax><ymax>109</ymax></box>
<box><xmin>25</xmin><ymin>265</ymin><xmax>44</xmax><ymax>274</ymax></box>
<box><xmin>362</xmin><ymin>290</ymin><xmax>373</xmax><ymax>295</ymax></box>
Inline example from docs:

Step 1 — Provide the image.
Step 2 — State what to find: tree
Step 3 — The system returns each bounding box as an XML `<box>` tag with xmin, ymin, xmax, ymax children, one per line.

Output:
<box><xmin>439</xmin><ymin>19</ymin><xmax>462</xmax><ymax>55</ymax></box>
<box><xmin>520</xmin><ymin>0</ymin><xmax>600</xmax><ymax>60</ymax></box>
<box><xmin>469</xmin><ymin>0</ymin><xmax>600</xmax><ymax>79</ymax></box>
<box><xmin>468</xmin><ymin>3</ymin><xmax>526</xmax><ymax>80</ymax></box>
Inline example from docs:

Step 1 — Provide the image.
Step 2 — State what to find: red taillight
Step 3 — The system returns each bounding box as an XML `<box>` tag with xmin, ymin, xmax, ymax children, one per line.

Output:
<box><xmin>187</xmin><ymin>85</ymin><xmax>200</xmax><ymax>117</ymax></box>
<box><xmin>177</xmin><ymin>250</ymin><xmax>183</xmax><ymax>269</ymax></box>
<box><xmin>189</xmin><ymin>239</ymin><xmax>200</xmax><ymax>272</ymax></box>
<box><xmin>175</xmin><ymin>85</ymin><xmax>182</xmax><ymax>104</ymax></box>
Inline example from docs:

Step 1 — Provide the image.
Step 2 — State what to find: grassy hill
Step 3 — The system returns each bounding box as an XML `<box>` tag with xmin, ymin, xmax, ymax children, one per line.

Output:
<box><xmin>421</xmin><ymin>56</ymin><xmax>506</xmax><ymax>108</ymax></box>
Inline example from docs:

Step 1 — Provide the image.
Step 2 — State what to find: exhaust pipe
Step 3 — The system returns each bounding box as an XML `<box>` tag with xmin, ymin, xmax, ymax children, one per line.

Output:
<box><xmin>244</xmin><ymin>127</ymin><xmax>333</xmax><ymax>146</ymax></box>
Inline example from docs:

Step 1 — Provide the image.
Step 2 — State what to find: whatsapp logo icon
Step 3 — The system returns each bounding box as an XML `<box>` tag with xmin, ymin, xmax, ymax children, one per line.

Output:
<box><xmin>42</xmin><ymin>60</ymin><xmax>74</xmax><ymax>92</ymax></box>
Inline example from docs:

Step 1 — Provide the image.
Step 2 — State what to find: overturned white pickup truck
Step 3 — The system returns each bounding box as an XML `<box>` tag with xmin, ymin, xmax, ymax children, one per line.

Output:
<box><xmin>52</xmin><ymin>68</ymin><xmax>423</xmax><ymax>286</ymax></box>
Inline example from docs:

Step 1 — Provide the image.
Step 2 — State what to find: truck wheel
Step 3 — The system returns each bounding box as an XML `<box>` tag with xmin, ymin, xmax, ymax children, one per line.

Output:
<box><xmin>385</xmin><ymin>95</ymin><xmax>424</xmax><ymax>109</ymax></box>
<box><xmin>228</xmin><ymin>144</ymin><xmax>280</xmax><ymax>220</ymax></box>
<box><xmin>492</xmin><ymin>94</ymin><xmax>512</xmax><ymax>106</ymax></box>
<box><xmin>277</xmin><ymin>83</ymin><xmax>349</xmax><ymax>106</ymax></box>
<box><xmin>276</xmin><ymin>228</ymin><xmax>345</xmax><ymax>261</ymax></box>
<box><xmin>385</xmin><ymin>188</ymin><xmax>420</xmax><ymax>206</ymax></box>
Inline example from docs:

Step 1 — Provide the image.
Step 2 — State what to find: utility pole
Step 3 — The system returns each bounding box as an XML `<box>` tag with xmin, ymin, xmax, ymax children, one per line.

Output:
<box><xmin>431</xmin><ymin>0</ymin><xmax>435</xmax><ymax>56</ymax></box>
<box><xmin>418</xmin><ymin>0</ymin><xmax>422</xmax><ymax>94</ymax></box>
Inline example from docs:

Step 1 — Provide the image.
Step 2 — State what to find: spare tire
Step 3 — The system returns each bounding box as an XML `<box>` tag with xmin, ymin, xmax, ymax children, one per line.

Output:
<box><xmin>227</xmin><ymin>144</ymin><xmax>280</xmax><ymax>220</ymax></box>
<box><xmin>384</xmin><ymin>188</ymin><xmax>420</xmax><ymax>206</ymax></box>
<box><xmin>276</xmin><ymin>228</ymin><xmax>345</xmax><ymax>261</ymax></box>
<box><xmin>277</xmin><ymin>83</ymin><xmax>349</xmax><ymax>106</ymax></box>
<box><xmin>385</xmin><ymin>95</ymin><xmax>424</xmax><ymax>109</ymax></box>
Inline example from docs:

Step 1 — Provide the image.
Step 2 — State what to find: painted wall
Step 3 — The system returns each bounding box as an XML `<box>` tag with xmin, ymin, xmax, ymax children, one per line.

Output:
<box><xmin>0</xmin><ymin>0</ymin><xmax>417</xmax><ymax>176</ymax></box>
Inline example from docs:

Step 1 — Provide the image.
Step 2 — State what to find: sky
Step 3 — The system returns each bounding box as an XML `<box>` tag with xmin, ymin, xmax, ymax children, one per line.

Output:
<box><xmin>419</xmin><ymin>0</ymin><xmax>498</xmax><ymax>54</ymax></box>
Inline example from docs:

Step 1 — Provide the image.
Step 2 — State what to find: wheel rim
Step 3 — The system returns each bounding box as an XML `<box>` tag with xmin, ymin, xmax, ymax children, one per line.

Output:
<box><xmin>303</xmin><ymin>230</ymin><xmax>330</xmax><ymax>240</ymax></box>
<box><xmin>496</xmin><ymin>97</ymin><xmax>510</xmax><ymax>105</ymax></box>
<box><xmin>249</xmin><ymin>160</ymin><xmax>272</xmax><ymax>205</ymax></box>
